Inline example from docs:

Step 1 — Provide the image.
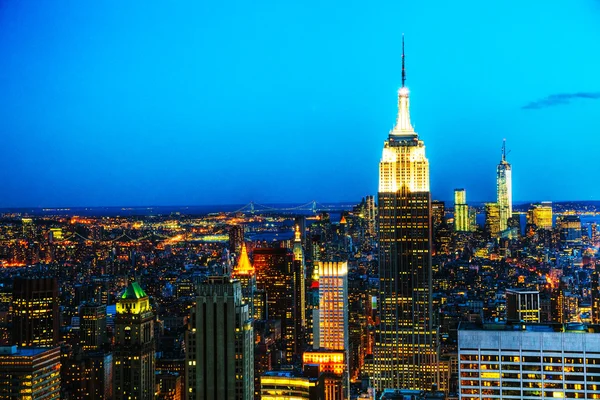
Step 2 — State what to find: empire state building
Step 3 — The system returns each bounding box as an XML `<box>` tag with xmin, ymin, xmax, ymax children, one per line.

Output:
<box><xmin>374</xmin><ymin>40</ymin><xmax>438</xmax><ymax>391</ymax></box>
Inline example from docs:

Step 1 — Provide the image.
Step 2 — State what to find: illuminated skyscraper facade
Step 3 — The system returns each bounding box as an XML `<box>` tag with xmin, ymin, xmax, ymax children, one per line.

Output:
<box><xmin>497</xmin><ymin>140</ymin><xmax>512</xmax><ymax>232</ymax></box>
<box><xmin>485</xmin><ymin>203</ymin><xmax>501</xmax><ymax>239</ymax></box>
<box><xmin>11</xmin><ymin>277</ymin><xmax>59</xmax><ymax>347</ymax></box>
<box><xmin>316</xmin><ymin>261</ymin><xmax>348</xmax><ymax>351</ymax></box>
<box><xmin>114</xmin><ymin>282</ymin><xmax>155</xmax><ymax>400</ymax></box>
<box><xmin>375</xmin><ymin>42</ymin><xmax>437</xmax><ymax>391</ymax></box>
<box><xmin>454</xmin><ymin>189</ymin><xmax>469</xmax><ymax>232</ymax></box>
<box><xmin>528</xmin><ymin>202</ymin><xmax>553</xmax><ymax>230</ymax></box>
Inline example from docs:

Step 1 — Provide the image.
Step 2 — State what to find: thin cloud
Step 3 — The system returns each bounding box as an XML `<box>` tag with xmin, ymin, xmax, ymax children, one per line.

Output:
<box><xmin>522</xmin><ymin>92</ymin><xmax>600</xmax><ymax>109</ymax></box>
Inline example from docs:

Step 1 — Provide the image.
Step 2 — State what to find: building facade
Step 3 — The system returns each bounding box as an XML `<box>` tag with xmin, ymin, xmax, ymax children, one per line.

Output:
<box><xmin>374</xmin><ymin>43</ymin><xmax>438</xmax><ymax>391</ymax></box>
<box><xmin>506</xmin><ymin>289</ymin><xmax>540</xmax><ymax>323</ymax></box>
<box><xmin>459</xmin><ymin>322</ymin><xmax>600</xmax><ymax>399</ymax></box>
<box><xmin>0</xmin><ymin>345</ymin><xmax>61</xmax><ymax>399</ymax></box>
<box><xmin>114</xmin><ymin>282</ymin><xmax>155</xmax><ymax>400</ymax></box>
<box><xmin>11</xmin><ymin>277</ymin><xmax>59</xmax><ymax>347</ymax></box>
<box><xmin>186</xmin><ymin>277</ymin><xmax>253</xmax><ymax>400</ymax></box>
<box><xmin>79</xmin><ymin>303</ymin><xmax>107</xmax><ymax>351</ymax></box>
<box><xmin>454</xmin><ymin>189</ymin><xmax>469</xmax><ymax>232</ymax></box>
<box><xmin>484</xmin><ymin>203</ymin><xmax>501</xmax><ymax>239</ymax></box>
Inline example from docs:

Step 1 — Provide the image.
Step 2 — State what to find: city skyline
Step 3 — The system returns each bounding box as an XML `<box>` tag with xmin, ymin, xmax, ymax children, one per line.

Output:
<box><xmin>1</xmin><ymin>1</ymin><xmax>600</xmax><ymax>207</ymax></box>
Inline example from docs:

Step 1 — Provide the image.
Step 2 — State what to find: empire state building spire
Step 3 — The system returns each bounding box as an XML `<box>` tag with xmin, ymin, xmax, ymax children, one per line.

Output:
<box><xmin>393</xmin><ymin>35</ymin><xmax>414</xmax><ymax>135</ymax></box>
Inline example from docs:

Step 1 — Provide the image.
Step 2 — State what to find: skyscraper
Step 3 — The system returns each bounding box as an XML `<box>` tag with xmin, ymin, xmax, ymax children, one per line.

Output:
<box><xmin>497</xmin><ymin>139</ymin><xmax>512</xmax><ymax>232</ymax></box>
<box><xmin>316</xmin><ymin>261</ymin><xmax>348</xmax><ymax>352</ymax></box>
<box><xmin>232</xmin><ymin>243</ymin><xmax>256</xmax><ymax>318</ymax></box>
<box><xmin>79</xmin><ymin>303</ymin><xmax>107</xmax><ymax>351</ymax></box>
<box><xmin>186</xmin><ymin>277</ymin><xmax>253</xmax><ymax>400</ymax></box>
<box><xmin>293</xmin><ymin>225</ymin><xmax>307</xmax><ymax>352</ymax></box>
<box><xmin>11</xmin><ymin>277</ymin><xmax>59</xmax><ymax>347</ymax></box>
<box><xmin>375</xmin><ymin>39</ymin><xmax>437</xmax><ymax>391</ymax></box>
<box><xmin>254</xmin><ymin>247</ymin><xmax>297</xmax><ymax>361</ymax></box>
<box><xmin>527</xmin><ymin>202</ymin><xmax>553</xmax><ymax>230</ymax></box>
<box><xmin>453</xmin><ymin>189</ymin><xmax>469</xmax><ymax>232</ymax></box>
<box><xmin>314</xmin><ymin>261</ymin><xmax>349</xmax><ymax>398</ymax></box>
<box><xmin>114</xmin><ymin>282</ymin><xmax>155</xmax><ymax>400</ymax></box>
<box><xmin>484</xmin><ymin>202</ymin><xmax>501</xmax><ymax>239</ymax></box>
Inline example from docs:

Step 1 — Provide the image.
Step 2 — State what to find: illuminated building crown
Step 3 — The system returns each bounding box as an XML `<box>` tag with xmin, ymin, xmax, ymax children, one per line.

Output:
<box><xmin>233</xmin><ymin>243</ymin><xmax>254</xmax><ymax>275</ymax></box>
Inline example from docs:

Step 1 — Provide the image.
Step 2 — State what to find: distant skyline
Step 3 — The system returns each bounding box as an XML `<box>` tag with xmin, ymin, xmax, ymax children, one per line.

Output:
<box><xmin>1</xmin><ymin>1</ymin><xmax>600</xmax><ymax>207</ymax></box>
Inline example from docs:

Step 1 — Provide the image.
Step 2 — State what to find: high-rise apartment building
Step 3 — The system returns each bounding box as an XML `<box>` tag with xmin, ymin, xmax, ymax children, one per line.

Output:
<box><xmin>114</xmin><ymin>282</ymin><xmax>155</xmax><ymax>400</ymax></box>
<box><xmin>0</xmin><ymin>345</ymin><xmax>61</xmax><ymax>399</ymax></box>
<box><xmin>375</xmin><ymin>40</ymin><xmax>437</xmax><ymax>391</ymax></box>
<box><xmin>11</xmin><ymin>277</ymin><xmax>59</xmax><ymax>347</ymax></box>
<box><xmin>186</xmin><ymin>277</ymin><xmax>253</xmax><ymax>400</ymax></box>
<box><xmin>497</xmin><ymin>140</ymin><xmax>512</xmax><ymax>232</ymax></box>
<box><xmin>79</xmin><ymin>303</ymin><xmax>107</xmax><ymax>351</ymax></box>
<box><xmin>459</xmin><ymin>322</ymin><xmax>600</xmax><ymax>399</ymax></box>
<box><xmin>454</xmin><ymin>189</ymin><xmax>469</xmax><ymax>232</ymax></box>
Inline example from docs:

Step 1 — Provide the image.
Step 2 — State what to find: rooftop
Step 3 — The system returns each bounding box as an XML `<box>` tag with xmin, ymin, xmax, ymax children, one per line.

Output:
<box><xmin>121</xmin><ymin>281</ymin><xmax>147</xmax><ymax>300</ymax></box>
<box><xmin>459</xmin><ymin>321</ymin><xmax>596</xmax><ymax>333</ymax></box>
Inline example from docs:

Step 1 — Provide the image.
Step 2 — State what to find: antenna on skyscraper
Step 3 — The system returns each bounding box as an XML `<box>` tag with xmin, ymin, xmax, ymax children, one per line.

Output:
<box><xmin>502</xmin><ymin>139</ymin><xmax>506</xmax><ymax>161</ymax></box>
<box><xmin>402</xmin><ymin>34</ymin><xmax>406</xmax><ymax>88</ymax></box>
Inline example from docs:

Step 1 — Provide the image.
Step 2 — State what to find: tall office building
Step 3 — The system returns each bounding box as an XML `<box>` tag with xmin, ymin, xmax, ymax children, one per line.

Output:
<box><xmin>314</xmin><ymin>261</ymin><xmax>349</xmax><ymax>399</ymax></box>
<box><xmin>11</xmin><ymin>277</ymin><xmax>59</xmax><ymax>347</ymax></box>
<box><xmin>316</xmin><ymin>261</ymin><xmax>348</xmax><ymax>352</ymax></box>
<box><xmin>375</xmin><ymin>39</ymin><xmax>437</xmax><ymax>391</ymax></box>
<box><xmin>114</xmin><ymin>282</ymin><xmax>155</xmax><ymax>400</ymax></box>
<box><xmin>484</xmin><ymin>203</ymin><xmax>501</xmax><ymax>239</ymax></box>
<box><xmin>431</xmin><ymin>200</ymin><xmax>445</xmax><ymax>229</ymax></box>
<box><xmin>229</xmin><ymin>225</ymin><xmax>244</xmax><ymax>253</ymax></box>
<box><xmin>254</xmin><ymin>247</ymin><xmax>297</xmax><ymax>361</ymax></box>
<box><xmin>79</xmin><ymin>303</ymin><xmax>107</xmax><ymax>351</ymax></box>
<box><xmin>0</xmin><ymin>345</ymin><xmax>61</xmax><ymax>399</ymax></box>
<box><xmin>292</xmin><ymin>225</ymin><xmax>307</xmax><ymax>353</ymax></box>
<box><xmin>366</xmin><ymin>195</ymin><xmax>376</xmax><ymax>237</ymax></box>
<box><xmin>453</xmin><ymin>189</ymin><xmax>469</xmax><ymax>232</ymax></box>
<box><xmin>186</xmin><ymin>277</ymin><xmax>253</xmax><ymax>400</ymax></box>
<box><xmin>497</xmin><ymin>140</ymin><xmax>512</xmax><ymax>232</ymax></box>
<box><xmin>557</xmin><ymin>214</ymin><xmax>583</xmax><ymax>247</ymax></box>
<box><xmin>527</xmin><ymin>202</ymin><xmax>553</xmax><ymax>230</ymax></box>
<box><xmin>232</xmin><ymin>243</ymin><xmax>256</xmax><ymax>319</ymax></box>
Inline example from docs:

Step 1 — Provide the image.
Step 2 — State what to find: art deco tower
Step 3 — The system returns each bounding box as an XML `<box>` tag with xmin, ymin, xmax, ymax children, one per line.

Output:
<box><xmin>114</xmin><ymin>282</ymin><xmax>155</xmax><ymax>400</ymax></box>
<box><xmin>374</xmin><ymin>38</ymin><xmax>438</xmax><ymax>391</ymax></box>
<box><xmin>497</xmin><ymin>139</ymin><xmax>512</xmax><ymax>232</ymax></box>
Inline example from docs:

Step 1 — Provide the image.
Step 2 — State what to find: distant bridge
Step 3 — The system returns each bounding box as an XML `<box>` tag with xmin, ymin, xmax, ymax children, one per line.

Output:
<box><xmin>229</xmin><ymin>201</ymin><xmax>351</xmax><ymax>214</ymax></box>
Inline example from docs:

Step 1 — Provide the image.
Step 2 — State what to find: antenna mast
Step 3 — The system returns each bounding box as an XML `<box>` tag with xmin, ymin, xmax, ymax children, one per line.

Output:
<box><xmin>402</xmin><ymin>34</ymin><xmax>406</xmax><ymax>88</ymax></box>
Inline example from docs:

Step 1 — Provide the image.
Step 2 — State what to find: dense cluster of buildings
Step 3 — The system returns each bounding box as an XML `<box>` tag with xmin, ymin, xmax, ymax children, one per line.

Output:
<box><xmin>1</xmin><ymin>46</ymin><xmax>600</xmax><ymax>400</ymax></box>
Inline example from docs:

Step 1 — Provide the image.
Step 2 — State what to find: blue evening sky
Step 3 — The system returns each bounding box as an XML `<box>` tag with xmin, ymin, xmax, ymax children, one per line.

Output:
<box><xmin>1</xmin><ymin>1</ymin><xmax>599</xmax><ymax>207</ymax></box>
